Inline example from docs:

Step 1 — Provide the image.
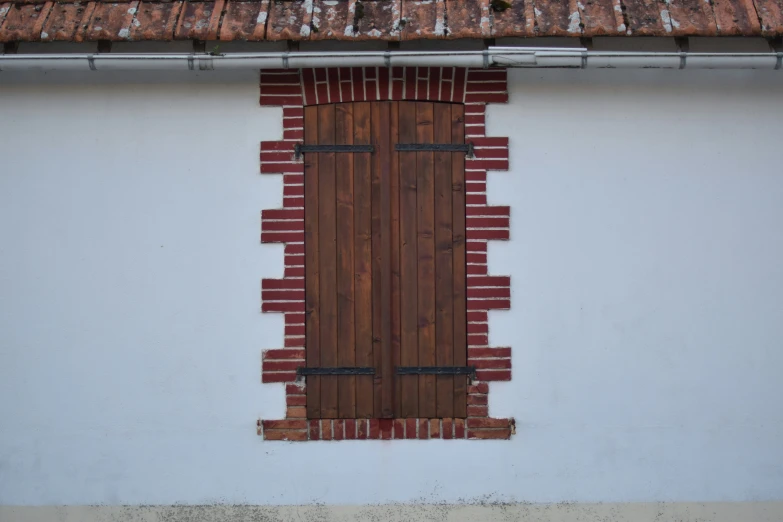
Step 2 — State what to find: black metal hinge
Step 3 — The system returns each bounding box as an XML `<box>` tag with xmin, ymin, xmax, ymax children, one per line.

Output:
<box><xmin>394</xmin><ymin>142</ymin><xmax>475</xmax><ymax>157</ymax></box>
<box><xmin>396</xmin><ymin>366</ymin><xmax>477</xmax><ymax>377</ymax></box>
<box><xmin>294</xmin><ymin>144</ymin><xmax>374</xmax><ymax>159</ymax></box>
<box><xmin>297</xmin><ymin>367</ymin><xmax>376</xmax><ymax>376</ymax></box>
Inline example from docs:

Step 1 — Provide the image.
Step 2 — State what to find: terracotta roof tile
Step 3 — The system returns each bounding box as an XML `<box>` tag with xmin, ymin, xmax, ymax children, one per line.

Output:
<box><xmin>266</xmin><ymin>0</ymin><xmax>313</xmax><ymax>41</ymax></box>
<box><xmin>401</xmin><ymin>0</ymin><xmax>445</xmax><ymax>40</ymax></box>
<box><xmin>0</xmin><ymin>1</ymin><xmax>52</xmax><ymax>42</ymax></box>
<box><xmin>622</xmin><ymin>0</ymin><xmax>668</xmax><ymax>35</ymax></box>
<box><xmin>0</xmin><ymin>0</ymin><xmax>781</xmax><ymax>44</ymax></box>
<box><xmin>174</xmin><ymin>0</ymin><xmax>224</xmax><ymax>40</ymax></box>
<box><xmin>756</xmin><ymin>0</ymin><xmax>783</xmax><ymax>35</ymax></box>
<box><xmin>490</xmin><ymin>0</ymin><xmax>535</xmax><ymax>38</ymax></box>
<box><xmin>664</xmin><ymin>0</ymin><xmax>718</xmax><ymax>37</ymax></box>
<box><xmin>130</xmin><ymin>1</ymin><xmax>182</xmax><ymax>41</ymax></box>
<box><xmin>84</xmin><ymin>1</ymin><xmax>138</xmax><ymax>41</ymax></box>
<box><xmin>353</xmin><ymin>0</ymin><xmax>401</xmax><ymax>40</ymax></box>
<box><xmin>712</xmin><ymin>0</ymin><xmax>762</xmax><ymax>35</ymax></box>
<box><xmin>445</xmin><ymin>0</ymin><xmax>490</xmax><ymax>39</ymax></box>
<box><xmin>310</xmin><ymin>0</ymin><xmax>352</xmax><ymax>40</ymax></box>
<box><xmin>579</xmin><ymin>0</ymin><xmax>622</xmax><ymax>36</ymax></box>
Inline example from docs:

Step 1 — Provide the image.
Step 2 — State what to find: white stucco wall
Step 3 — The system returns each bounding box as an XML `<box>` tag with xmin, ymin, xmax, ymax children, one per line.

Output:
<box><xmin>0</xmin><ymin>69</ymin><xmax>782</xmax><ymax>508</ymax></box>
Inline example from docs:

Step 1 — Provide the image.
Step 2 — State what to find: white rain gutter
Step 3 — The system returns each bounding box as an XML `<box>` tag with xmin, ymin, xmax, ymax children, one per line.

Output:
<box><xmin>1</xmin><ymin>47</ymin><xmax>781</xmax><ymax>71</ymax></box>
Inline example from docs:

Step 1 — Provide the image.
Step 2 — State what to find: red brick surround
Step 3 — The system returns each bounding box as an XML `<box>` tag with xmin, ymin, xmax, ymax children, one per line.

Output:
<box><xmin>258</xmin><ymin>67</ymin><xmax>512</xmax><ymax>441</ymax></box>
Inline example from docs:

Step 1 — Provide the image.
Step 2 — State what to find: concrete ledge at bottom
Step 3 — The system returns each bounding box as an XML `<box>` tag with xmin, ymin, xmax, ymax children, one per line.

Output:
<box><xmin>1</xmin><ymin>503</ymin><xmax>782</xmax><ymax>522</ymax></box>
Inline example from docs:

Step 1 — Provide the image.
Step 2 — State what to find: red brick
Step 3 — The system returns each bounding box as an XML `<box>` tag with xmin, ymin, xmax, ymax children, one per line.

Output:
<box><xmin>467</xmin><ymin>322</ymin><xmax>488</xmax><ymax>334</ymax></box>
<box><xmin>284</xmin><ymin>336</ymin><xmax>305</xmax><ymax>347</ymax></box>
<box><xmin>468</xmin><ymin>333</ymin><xmax>489</xmax><ymax>346</ymax></box>
<box><xmin>283</xmin><ymin>198</ymin><xmax>305</xmax><ymax>209</ymax></box>
<box><xmin>465</xmin><ymin>113</ymin><xmax>486</xmax><ymax>125</ymax></box>
<box><xmin>333</xmin><ymin>420</ymin><xmax>344</xmax><ymax>441</ymax></box>
<box><xmin>263</xmin><ymin>419</ymin><xmax>307</xmax><ymax>430</ymax></box>
<box><xmin>468</xmin><ymin>311</ymin><xmax>488</xmax><ymax>323</ymax></box>
<box><xmin>406</xmin><ymin>418</ymin><xmax>417</xmax><ymax>439</ymax></box>
<box><xmin>260</xmin><ymin>95</ymin><xmax>304</xmax><ymax>106</ymax></box>
<box><xmin>467</xmin><ymin>252</ymin><xmax>487</xmax><ymax>265</ymax></box>
<box><xmin>261</xmin><ymin>162</ymin><xmax>305</xmax><ymax>174</ymax></box>
<box><xmin>302</xmin><ymin>69</ymin><xmax>317</xmax><ymax>105</ymax></box>
<box><xmin>467</xmin><ymin>287</ymin><xmax>510</xmax><ymax>299</ymax></box>
<box><xmin>321</xmin><ymin>419</ymin><xmax>333</xmax><ymax>441</ymax></box>
<box><xmin>262</xmin><ymin>372</ymin><xmax>297</xmax><ymax>383</ymax></box>
<box><xmin>284</xmin><ymin>267</ymin><xmax>305</xmax><ymax>278</ymax></box>
<box><xmin>465</xmin><ymin>93</ymin><xmax>509</xmax><ymax>104</ymax></box>
<box><xmin>453</xmin><ymin>67</ymin><xmax>466</xmax><ymax>102</ymax></box>
<box><xmin>261</xmin><ymin>141</ymin><xmax>298</xmax><ymax>152</ymax></box>
<box><xmin>466</xmin><ymin>82</ymin><xmax>507</xmax><ymax>93</ymax></box>
<box><xmin>468</xmin><ymin>429</ymin><xmax>511</xmax><ymax>440</ymax></box>
<box><xmin>469</xmin><ymin>347</ymin><xmax>511</xmax><ymax>358</ymax></box>
<box><xmin>345</xmin><ymin>419</ymin><xmax>356</xmax><ymax>440</ymax></box>
<box><xmin>285</xmin><ymin>243</ymin><xmax>305</xmax><ymax>254</ymax></box>
<box><xmin>287</xmin><ymin>394</ymin><xmax>307</xmax><ymax>407</ymax></box>
<box><xmin>283</xmin><ymin>117</ymin><xmax>304</xmax><ymax>129</ymax></box>
<box><xmin>442</xmin><ymin>418</ymin><xmax>453</xmax><ymax>439</ymax></box>
<box><xmin>263</xmin><ymin>349</ymin><xmax>305</xmax><ymax>360</ymax></box>
<box><xmin>466</xmin><ymin>70</ymin><xmax>507</xmax><ymax>82</ymax></box>
<box><xmin>428</xmin><ymin>67</ymin><xmax>441</xmax><ymax>101</ymax></box>
<box><xmin>418</xmin><ymin>419</ymin><xmax>429</xmax><ymax>439</ymax></box>
<box><xmin>378</xmin><ymin>67</ymin><xmax>390</xmax><ymax>100</ymax></box>
<box><xmin>286</xmin><ymin>406</ymin><xmax>307</xmax><ymax>419</ymax></box>
<box><xmin>465</xmin><ymin>159</ymin><xmax>509</xmax><ymax>171</ymax></box>
<box><xmin>466</xmin><ymin>217</ymin><xmax>510</xmax><ymax>229</ymax></box>
<box><xmin>466</xmin><ymin>229</ymin><xmax>509</xmax><ymax>241</ymax></box>
<box><xmin>261</xmin><ymin>231</ymin><xmax>305</xmax><ymax>244</ymax></box>
<box><xmin>468</xmin><ymin>276</ymin><xmax>511</xmax><ymax>287</ymax></box>
<box><xmin>283</xmin><ymin>107</ymin><xmax>304</xmax><ymax>118</ymax></box>
<box><xmin>467</xmin><ymin>405</ymin><xmax>489</xmax><ymax>417</ymax></box>
<box><xmin>286</xmin><ymin>383</ymin><xmax>306</xmax><ymax>395</ymax></box>
<box><xmin>262</xmin><ymin>360</ymin><xmax>300</xmax><ymax>372</ymax></box>
<box><xmin>476</xmin><ymin>369</ymin><xmax>511</xmax><ymax>381</ymax></box>
<box><xmin>429</xmin><ymin>419</ymin><xmax>441</xmax><ymax>439</ymax></box>
<box><xmin>262</xmin><ymin>208</ymin><xmax>305</xmax><ymax>221</ymax></box>
<box><xmin>262</xmin><ymin>290</ymin><xmax>305</xmax><ymax>301</ymax></box>
<box><xmin>468</xmin><ymin>394</ymin><xmax>489</xmax><ymax>405</ymax></box>
<box><xmin>285</xmin><ymin>324</ymin><xmax>306</xmax><ymax>336</ymax></box>
<box><xmin>262</xmin><ymin>221</ymin><xmax>303</xmax><ymax>233</ymax></box>
<box><xmin>264</xmin><ymin>429</ymin><xmax>308</xmax><ymax>441</ymax></box>
<box><xmin>405</xmin><ymin>67</ymin><xmax>417</xmax><ymax>99</ymax></box>
<box><xmin>469</xmin><ymin>382</ymin><xmax>489</xmax><ymax>394</ymax></box>
<box><xmin>352</xmin><ymin>67</ymin><xmax>365</xmax><ymax>101</ymax></box>
<box><xmin>393</xmin><ymin>419</ymin><xmax>405</xmax><ymax>439</ymax></box>
<box><xmin>473</xmin><ymin>148</ymin><xmax>509</xmax><ymax>160</ymax></box>
<box><xmin>309</xmin><ymin>419</ymin><xmax>320</xmax><ymax>440</ymax></box>
<box><xmin>380</xmin><ymin>419</ymin><xmax>393</xmax><ymax>440</ymax></box>
<box><xmin>454</xmin><ymin>418</ymin><xmax>465</xmax><ymax>439</ymax></box>
<box><xmin>466</xmin><ymin>241</ymin><xmax>487</xmax><ymax>252</ymax></box>
<box><xmin>260</xmin><ymin>151</ymin><xmax>296</xmax><ymax>163</ymax></box>
<box><xmin>466</xmin><ymin>182</ymin><xmax>487</xmax><ymax>194</ymax></box>
<box><xmin>284</xmin><ymin>129</ymin><xmax>304</xmax><ymax>140</ymax></box>
<box><xmin>469</xmin><ymin>358</ymin><xmax>512</xmax><ymax>370</ymax></box>
<box><xmin>285</xmin><ymin>313</ymin><xmax>305</xmax><ymax>325</ymax></box>
<box><xmin>466</xmin><ymin>194</ymin><xmax>487</xmax><ymax>206</ymax></box>
<box><xmin>467</xmin><ymin>417</ymin><xmax>510</xmax><ymax>429</ymax></box>
<box><xmin>466</xmin><ymin>264</ymin><xmax>488</xmax><ymax>275</ymax></box>
<box><xmin>262</xmin><ymin>84</ymin><xmax>302</xmax><ymax>96</ymax></box>
<box><xmin>358</xmin><ymin>419</ymin><xmax>368</xmax><ymax>439</ymax></box>
<box><xmin>369</xmin><ymin>419</ymin><xmax>380</xmax><ymax>439</ymax></box>
<box><xmin>261</xmin><ymin>301</ymin><xmax>305</xmax><ymax>313</ymax></box>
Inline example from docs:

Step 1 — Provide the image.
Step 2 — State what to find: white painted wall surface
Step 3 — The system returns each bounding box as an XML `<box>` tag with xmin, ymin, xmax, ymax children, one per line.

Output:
<box><xmin>0</xmin><ymin>69</ymin><xmax>782</xmax><ymax>507</ymax></box>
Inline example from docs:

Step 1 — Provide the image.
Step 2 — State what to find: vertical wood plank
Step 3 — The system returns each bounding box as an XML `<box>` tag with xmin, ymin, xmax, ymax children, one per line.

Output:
<box><xmin>398</xmin><ymin>101</ymin><xmax>419</xmax><ymax>418</ymax></box>
<box><xmin>378</xmin><ymin>102</ymin><xmax>394</xmax><ymax>419</ymax></box>
<box><xmin>390</xmin><ymin>102</ymin><xmax>402</xmax><ymax>419</ymax></box>
<box><xmin>318</xmin><ymin>104</ymin><xmax>338</xmax><ymax>419</ymax></box>
<box><xmin>370</xmin><ymin>102</ymin><xmax>383</xmax><ymax>418</ymax></box>
<box><xmin>304</xmin><ymin>105</ymin><xmax>321</xmax><ymax>420</ymax></box>
<box><xmin>416</xmin><ymin>101</ymin><xmax>437</xmax><ymax>419</ymax></box>
<box><xmin>353</xmin><ymin>102</ymin><xmax>374</xmax><ymax>418</ymax></box>
<box><xmin>451</xmin><ymin>103</ymin><xmax>467</xmax><ymax>418</ymax></box>
<box><xmin>335</xmin><ymin>103</ymin><xmax>356</xmax><ymax>419</ymax></box>
<box><xmin>434</xmin><ymin>103</ymin><xmax>454</xmax><ymax>419</ymax></box>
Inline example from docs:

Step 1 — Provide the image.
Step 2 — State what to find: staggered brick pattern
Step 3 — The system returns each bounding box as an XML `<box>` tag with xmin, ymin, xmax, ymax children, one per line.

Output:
<box><xmin>260</xmin><ymin>67</ymin><xmax>512</xmax><ymax>441</ymax></box>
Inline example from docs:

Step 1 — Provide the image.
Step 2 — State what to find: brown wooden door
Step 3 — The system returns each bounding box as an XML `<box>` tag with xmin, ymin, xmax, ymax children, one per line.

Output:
<box><xmin>304</xmin><ymin>101</ymin><xmax>466</xmax><ymax>419</ymax></box>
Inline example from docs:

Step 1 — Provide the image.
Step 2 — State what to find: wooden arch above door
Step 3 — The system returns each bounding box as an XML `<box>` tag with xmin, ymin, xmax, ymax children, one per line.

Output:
<box><xmin>303</xmin><ymin>101</ymin><xmax>467</xmax><ymax>420</ymax></box>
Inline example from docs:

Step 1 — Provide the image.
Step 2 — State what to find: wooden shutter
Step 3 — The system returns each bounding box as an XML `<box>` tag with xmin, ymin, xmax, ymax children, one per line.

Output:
<box><xmin>304</xmin><ymin>101</ymin><xmax>466</xmax><ymax>419</ymax></box>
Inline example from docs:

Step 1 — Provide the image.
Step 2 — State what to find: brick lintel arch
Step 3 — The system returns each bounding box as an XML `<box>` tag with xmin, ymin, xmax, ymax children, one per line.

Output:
<box><xmin>258</xmin><ymin>67</ymin><xmax>512</xmax><ymax>441</ymax></box>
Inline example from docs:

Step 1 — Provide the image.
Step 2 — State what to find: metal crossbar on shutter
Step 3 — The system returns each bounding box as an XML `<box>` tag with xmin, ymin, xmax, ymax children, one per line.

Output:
<box><xmin>394</xmin><ymin>142</ymin><xmax>474</xmax><ymax>157</ymax></box>
<box><xmin>297</xmin><ymin>367</ymin><xmax>376</xmax><ymax>376</ymax></box>
<box><xmin>295</xmin><ymin>143</ymin><xmax>374</xmax><ymax>159</ymax></box>
<box><xmin>396</xmin><ymin>366</ymin><xmax>476</xmax><ymax>378</ymax></box>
